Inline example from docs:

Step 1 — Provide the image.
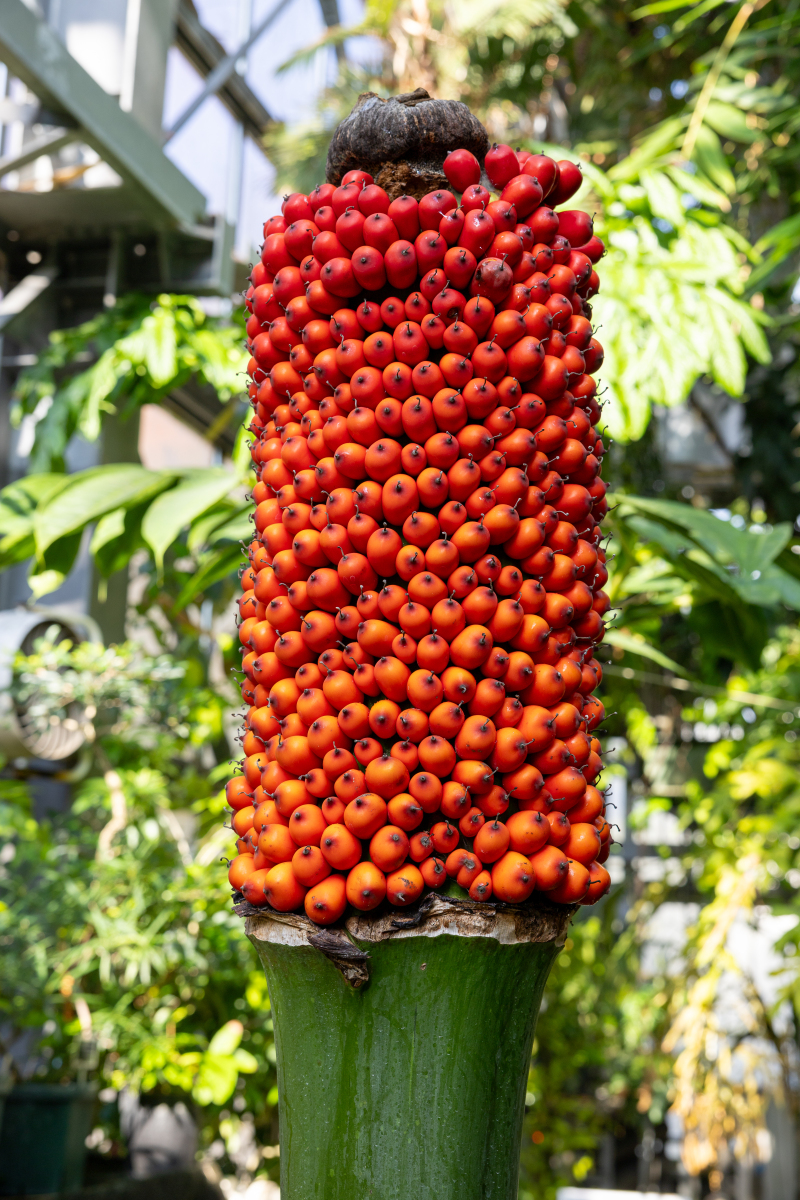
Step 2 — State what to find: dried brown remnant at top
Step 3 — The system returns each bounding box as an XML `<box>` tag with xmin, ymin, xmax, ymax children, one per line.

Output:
<box><xmin>326</xmin><ymin>88</ymin><xmax>490</xmax><ymax>199</ymax></box>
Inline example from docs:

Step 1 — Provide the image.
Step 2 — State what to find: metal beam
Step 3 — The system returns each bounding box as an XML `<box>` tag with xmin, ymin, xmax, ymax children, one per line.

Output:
<box><xmin>0</xmin><ymin>127</ymin><xmax>76</xmax><ymax>177</ymax></box>
<box><xmin>164</xmin><ymin>0</ymin><xmax>293</xmax><ymax>143</ymax></box>
<box><xmin>174</xmin><ymin>0</ymin><xmax>273</xmax><ymax>145</ymax></box>
<box><xmin>0</xmin><ymin>0</ymin><xmax>206</xmax><ymax>228</ymax></box>
<box><xmin>317</xmin><ymin>0</ymin><xmax>344</xmax><ymax>61</ymax></box>
<box><xmin>0</xmin><ymin>268</ymin><xmax>57</xmax><ymax>333</ymax></box>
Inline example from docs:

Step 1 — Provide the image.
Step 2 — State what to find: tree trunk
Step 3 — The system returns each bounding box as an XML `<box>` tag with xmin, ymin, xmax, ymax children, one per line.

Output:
<box><xmin>246</xmin><ymin>897</ymin><xmax>571</xmax><ymax>1200</ymax></box>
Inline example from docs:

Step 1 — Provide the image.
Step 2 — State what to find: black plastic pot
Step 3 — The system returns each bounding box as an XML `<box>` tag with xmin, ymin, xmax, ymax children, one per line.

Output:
<box><xmin>0</xmin><ymin>1082</ymin><xmax>96</xmax><ymax>1195</ymax></box>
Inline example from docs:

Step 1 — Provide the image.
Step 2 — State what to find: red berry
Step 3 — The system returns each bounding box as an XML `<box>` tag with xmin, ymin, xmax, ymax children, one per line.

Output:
<box><xmin>500</xmin><ymin>175</ymin><xmax>543</xmax><ymax>219</ymax></box>
<box><xmin>443</xmin><ymin>246</ymin><xmax>477</xmax><ymax>290</ymax></box>
<box><xmin>351</xmin><ymin>245</ymin><xmax>386</xmax><ymax>291</ymax></box>
<box><xmin>363</xmin><ymin>213</ymin><xmax>399</xmax><ymax>254</ymax></box>
<box><xmin>419</xmin><ymin>189</ymin><xmax>457</xmax><ymax>230</ymax></box>
<box><xmin>461</xmin><ymin>183</ymin><xmax>492</xmax><ymax>212</ymax></box>
<box><xmin>387</xmin><ymin>195</ymin><xmax>420</xmax><ymax>241</ymax></box>
<box><xmin>341</xmin><ymin>169</ymin><xmax>373</xmax><ymax>188</ymax></box>
<box><xmin>470</xmin><ymin>257</ymin><xmax>513</xmax><ymax>305</ymax></box>
<box><xmin>576</xmin><ymin>234</ymin><xmax>605</xmax><ymax>263</ymax></box>
<box><xmin>335</xmin><ymin>207</ymin><xmax>366</xmax><ymax>252</ymax></box>
<box><xmin>551</xmin><ymin>160</ymin><xmax>583</xmax><ymax>205</ymax></box>
<box><xmin>384</xmin><ymin>240</ymin><xmax>418</xmax><ymax>289</ymax></box>
<box><xmin>443</xmin><ymin>148</ymin><xmax>481</xmax><ymax>192</ymax></box>
<box><xmin>484</xmin><ymin>143</ymin><xmax>520</xmax><ymax>189</ymax></box>
<box><xmin>282</xmin><ymin>192</ymin><xmax>313</xmax><ymax>222</ymax></box>
<box><xmin>358</xmin><ymin>184</ymin><xmax>391</xmax><ymax>216</ymax></box>
<box><xmin>459</xmin><ymin>209</ymin><xmax>494</xmax><ymax>258</ymax></box>
<box><xmin>415</xmin><ymin>230</ymin><xmax>447</xmax><ymax>271</ymax></box>
<box><xmin>521</xmin><ymin>154</ymin><xmax>558</xmax><ymax>198</ymax></box>
<box><xmin>557</xmin><ymin>209</ymin><xmax>594</xmax><ymax>247</ymax></box>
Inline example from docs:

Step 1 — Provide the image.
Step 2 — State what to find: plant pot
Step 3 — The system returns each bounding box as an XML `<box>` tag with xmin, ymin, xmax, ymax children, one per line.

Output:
<box><xmin>0</xmin><ymin>1081</ymin><xmax>96</xmax><ymax>1195</ymax></box>
<box><xmin>245</xmin><ymin>895</ymin><xmax>570</xmax><ymax>1200</ymax></box>
<box><xmin>118</xmin><ymin>1090</ymin><xmax>199</xmax><ymax>1179</ymax></box>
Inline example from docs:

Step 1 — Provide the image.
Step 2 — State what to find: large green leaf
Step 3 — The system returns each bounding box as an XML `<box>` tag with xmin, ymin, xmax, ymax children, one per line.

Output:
<box><xmin>618</xmin><ymin>496</ymin><xmax>791</xmax><ymax>574</ymax></box>
<box><xmin>171</xmin><ymin>543</ymin><xmax>243</xmax><ymax>612</ymax></box>
<box><xmin>205</xmin><ymin>511</ymin><xmax>253</xmax><ymax>546</ymax></box>
<box><xmin>703</xmin><ymin>101</ymin><xmax>761</xmax><ymax>144</ymax></box>
<box><xmin>141</xmin><ymin>469</ymin><xmax>237</xmax><ymax>570</ymax></box>
<box><xmin>603</xmin><ymin>630</ymin><xmax>689</xmax><ymax>675</ymax></box>
<box><xmin>33</xmin><ymin>465</ymin><xmax>175</xmax><ymax>556</ymax></box>
<box><xmin>92</xmin><ymin>502</ymin><xmax>150</xmax><ymax>579</ymax></box>
<box><xmin>29</xmin><ymin>530</ymin><xmax>85</xmax><ymax>598</ymax></box>
<box><xmin>0</xmin><ymin>474</ymin><xmax>70</xmax><ymax>567</ymax></box>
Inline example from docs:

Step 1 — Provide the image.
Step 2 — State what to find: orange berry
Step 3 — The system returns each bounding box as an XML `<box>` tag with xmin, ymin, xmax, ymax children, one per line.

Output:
<box><xmin>581</xmin><ymin>860</ymin><xmax>611</xmax><ymax>905</ymax></box>
<box><xmin>369</xmin><ymin>824</ymin><xmax>410</xmax><ymax>872</ymax></box>
<box><xmin>319</xmin><ymin>823</ymin><xmax>363</xmax><ymax>870</ymax></box>
<box><xmin>344</xmin><ymin>792</ymin><xmax>388</xmax><ymax>838</ymax></box>
<box><xmin>528</xmin><ymin>844</ymin><xmax>569</xmax><ymax>890</ymax></box>
<box><xmin>257</xmin><ymin>824</ymin><xmax>297</xmax><ymax>865</ymax></box>
<box><xmin>469</xmin><ymin>870</ymin><xmax>492</xmax><ymax>901</ymax></box>
<box><xmin>428</xmin><ymin>701</ymin><xmax>465</xmax><ymax>738</ymax></box>
<box><xmin>548</xmin><ymin>860</ymin><xmax>591</xmax><ymax>904</ymax></box>
<box><xmin>396</xmin><ymin>707</ymin><xmax>430</xmax><ymax>743</ymax></box>
<box><xmin>369</xmin><ymin>697</ymin><xmax>403</xmax><ymax>738</ymax></box>
<box><xmin>506</xmin><ymin>810</ymin><xmax>550</xmax><ymax>856</ymax></box>
<box><xmin>386</xmin><ymin>863</ymin><xmax>424</xmax><ymax>906</ymax></box>
<box><xmin>322</xmin><ymin>745</ymin><xmax>357</xmax><ymax>777</ymax></box>
<box><xmin>417</xmin><ymin>734</ymin><xmax>456</xmax><ymax>778</ymax></box>
<box><xmin>321</xmin><ymin>795</ymin><xmax>346</xmax><ymax>825</ymax></box>
<box><xmin>452</xmin><ymin>758</ymin><xmax>495</xmax><ymax>794</ymax></box>
<box><xmin>305</xmin><ymin>874</ymin><xmax>348</xmax><ymax>924</ymax></box>
<box><xmin>291</xmin><ymin>845</ymin><xmax>332</xmax><ymax>887</ymax></box>
<box><xmin>288</xmin><ymin>803</ymin><xmax>327</xmax><ymax>848</ymax></box>
<box><xmin>240</xmin><ymin>867</ymin><xmax>271</xmax><ymax>906</ymax></box>
<box><xmin>440</xmin><ymin>780</ymin><xmax>472</xmax><ymax>820</ymax></box>
<box><xmin>387</xmin><ymin>793</ymin><xmax>424</xmax><ymax>832</ymax></box>
<box><xmin>563</xmin><ymin>822</ymin><xmax>602</xmax><ymax>866</ymax></box>
<box><xmin>406</xmin><ymin>669</ymin><xmax>444</xmax><ymax>713</ymax></box>
<box><xmin>455</xmin><ymin>714</ymin><xmax>497</xmax><ymax>760</ymax></box>
<box><xmin>408</xmin><ymin>771</ymin><xmax>443</xmax><ymax>813</ymax></box>
<box><xmin>346</xmin><ymin>861</ymin><xmax>387</xmax><ymax>911</ymax></box>
<box><xmin>430</xmin><ymin>821</ymin><xmax>460</xmax><ymax>855</ymax></box>
<box><xmin>475</xmin><ymin>784</ymin><xmax>510</xmax><ymax>817</ymax></box>
<box><xmin>333</xmin><ymin>768</ymin><xmax>367</xmax><ymax>803</ymax></box>
<box><xmin>491</xmin><ymin>851</ymin><xmax>535</xmax><ymax>902</ymax></box>
<box><xmin>391</xmin><ymin>739</ymin><xmax>420</xmax><ymax>773</ymax></box>
<box><xmin>365</xmin><ymin>753</ymin><xmax>410</xmax><ymax>799</ymax></box>
<box><xmin>263</xmin><ymin>861</ymin><xmax>307</xmax><ymax>911</ymax></box>
<box><xmin>228</xmin><ymin>854</ymin><xmax>256</xmax><ymax>891</ymax></box>
<box><xmin>419</xmin><ymin>855</ymin><xmax>447</xmax><ymax>888</ymax></box>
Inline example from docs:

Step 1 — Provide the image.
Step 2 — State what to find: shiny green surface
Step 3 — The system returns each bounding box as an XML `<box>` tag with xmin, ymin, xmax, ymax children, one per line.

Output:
<box><xmin>250</xmin><ymin>931</ymin><xmax>559</xmax><ymax>1200</ymax></box>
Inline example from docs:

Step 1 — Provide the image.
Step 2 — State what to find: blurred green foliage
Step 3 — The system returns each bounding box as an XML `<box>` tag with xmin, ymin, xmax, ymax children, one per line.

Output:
<box><xmin>0</xmin><ymin>636</ymin><xmax>279</xmax><ymax>1179</ymax></box>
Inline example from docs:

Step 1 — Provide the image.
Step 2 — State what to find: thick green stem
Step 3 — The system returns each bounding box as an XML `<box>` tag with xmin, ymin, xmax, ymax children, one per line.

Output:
<box><xmin>249</xmin><ymin>920</ymin><xmax>560</xmax><ymax>1200</ymax></box>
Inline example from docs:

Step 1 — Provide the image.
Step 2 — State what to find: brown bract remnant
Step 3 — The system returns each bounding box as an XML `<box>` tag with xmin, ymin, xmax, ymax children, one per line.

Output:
<box><xmin>325</xmin><ymin>88</ymin><xmax>490</xmax><ymax>199</ymax></box>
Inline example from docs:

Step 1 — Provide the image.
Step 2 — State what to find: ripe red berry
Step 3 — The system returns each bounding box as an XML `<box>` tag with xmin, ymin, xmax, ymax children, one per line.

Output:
<box><xmin>500</xmin><ymin>175</ymin><xmax>544</xmax><ymax>219</ymax></box>
<box><xmin>387</xmin><ymin>194</ymin><xmax>420</xmax><ymax>241</ymax></box>
<box><xmin>384</xmin><ymin>240</ymin><xmax>418</xmax><ymax>289</ymax></box>
<box><xmin>551</xmin><ymin>159</ymin><xmax>583</xmax><ymax>205</ymax></box>
<box><xmin>443</xmin><ymin>148</ymin><xmax>481</xmax><ymax>192</ymax></box>
<box><xmin>484</xmin><ymin>143</ymin><xmax>520</xmax><ymax>189</ymax></box>
<box><xmin>521</xmin><ymin>154</ymin><xmax>558</xmax><ymax>198</ymax></box>
<box><xmin>418</xmin><ymin>189</ymin><xmax>457</xmax><ymax>230</ymax></box>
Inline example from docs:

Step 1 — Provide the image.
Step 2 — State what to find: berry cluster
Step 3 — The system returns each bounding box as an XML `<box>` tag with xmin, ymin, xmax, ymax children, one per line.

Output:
<box><xmin>228</xmin><ymin>143</ymin><xmax>612</xmax><ymax>925</ymax></box>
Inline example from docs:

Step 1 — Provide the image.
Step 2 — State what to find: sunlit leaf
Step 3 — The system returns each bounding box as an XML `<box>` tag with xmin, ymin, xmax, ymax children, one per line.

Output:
<box><xmin>142</xmin><ymin>469</ymin><xmax>236</xmax><ymax>570</ymax></box>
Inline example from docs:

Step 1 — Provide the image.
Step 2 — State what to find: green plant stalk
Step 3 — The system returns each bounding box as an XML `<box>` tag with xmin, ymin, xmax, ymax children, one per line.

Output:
<box><xmin>681</xmin><ymin>0</ymin><xmax>769</xmax><ymax>161</ymax></box>
<box><xmin>250</xmin><ymin>930</ymin><xmax>560</xmax><ymax>1200</ymax></box>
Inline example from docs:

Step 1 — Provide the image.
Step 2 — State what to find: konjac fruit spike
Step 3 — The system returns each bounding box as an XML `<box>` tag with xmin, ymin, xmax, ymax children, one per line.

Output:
<box><xmin>237</xmin><ymin>141</ymin><xmax>610</xmax><ymax>920</ymax></box>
